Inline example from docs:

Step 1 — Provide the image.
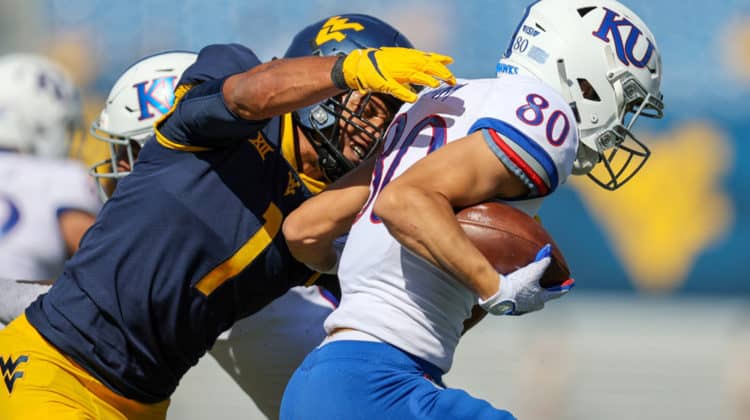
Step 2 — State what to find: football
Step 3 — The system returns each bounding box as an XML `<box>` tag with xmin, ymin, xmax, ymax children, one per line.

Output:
<box><xmin>455</xmin><ymin>202</ymin><xmax>570</xmax><ymax>288</ymax></box>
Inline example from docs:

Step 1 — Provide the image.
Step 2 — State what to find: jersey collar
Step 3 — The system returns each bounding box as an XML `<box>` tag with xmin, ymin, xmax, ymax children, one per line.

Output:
<box><xmin>280</xmin><ymin>113</ymin><xmax>327</xmax><ymax>194</ymax></box>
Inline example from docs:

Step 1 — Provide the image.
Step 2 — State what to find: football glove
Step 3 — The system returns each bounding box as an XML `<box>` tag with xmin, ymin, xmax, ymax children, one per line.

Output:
<box><xmin>478</xmin><ymin>244</ymin><xmax>575</xmax><ymax>316</ymax></box>
<box><xmin>339</xmin><ymin>47</ymin><xmax>456</xmax><ymax>103</ymax></box>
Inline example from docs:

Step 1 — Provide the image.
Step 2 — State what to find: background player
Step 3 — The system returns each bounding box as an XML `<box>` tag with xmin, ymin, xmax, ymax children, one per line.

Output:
<box><xmin>0</xmin><ymin>52</ymin><xmax>194</xmax><ymax>329</ymax></box>
<box><xmin>0</xmin><ymin>14</ymin><xmax>455</xmax><ymax>419</ymax></box>
<box><xmin>0</xmin><ymin>54</ymin><xmax>101</xmax><ymax>328</ymax></box>
<box><xmin>280</xmin><ymin>1</ymin><xmax>664</xmax><ymax>418</ymax></box>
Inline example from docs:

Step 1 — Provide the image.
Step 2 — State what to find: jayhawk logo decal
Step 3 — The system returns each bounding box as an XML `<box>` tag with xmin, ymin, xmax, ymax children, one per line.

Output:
<box><xmin>315</xmin><ymin>16</ymin><xmax>364</xmax><ymax>46</ymax></box>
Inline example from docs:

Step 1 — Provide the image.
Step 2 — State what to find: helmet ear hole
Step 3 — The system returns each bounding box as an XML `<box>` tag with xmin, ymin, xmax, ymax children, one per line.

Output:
<box><xmin>577</xmin><ymin>6</ymin><xmax>597</xmax><ymax>17</ymax></box>
<box><xmin>577</xmin><ymin>79</ymin><xmax>601</xmax><ymax>101</ymax></box>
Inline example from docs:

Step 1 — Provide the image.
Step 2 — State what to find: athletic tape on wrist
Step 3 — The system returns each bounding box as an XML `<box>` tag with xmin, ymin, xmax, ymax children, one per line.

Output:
<box><xmin>330</xmin><ymin>55</ymin><xmax>348</xmax><ymax>91</ymax></box>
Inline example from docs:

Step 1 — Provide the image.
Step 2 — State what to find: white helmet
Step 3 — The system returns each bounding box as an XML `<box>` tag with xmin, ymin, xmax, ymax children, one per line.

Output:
<box><xmin>89</xmin><ymin>51</ymin><xmax>197</xmax><ymax>200</ymax></box>
<box><xmin>0</xmin><ymin>54</ymin><xmax>82</xmax><ymax>158</ymax></box>
<box><xmin>498</xmin><ymin>0</ymin><xmax>664</xmax><ymax>190</ymax></box>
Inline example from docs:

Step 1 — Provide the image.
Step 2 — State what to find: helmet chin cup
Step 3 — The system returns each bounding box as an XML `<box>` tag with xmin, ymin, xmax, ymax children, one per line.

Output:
<box><xmin>572</xmin><ymin>144</ymin><xmax>599</xmax><ymax>175</ymax></box>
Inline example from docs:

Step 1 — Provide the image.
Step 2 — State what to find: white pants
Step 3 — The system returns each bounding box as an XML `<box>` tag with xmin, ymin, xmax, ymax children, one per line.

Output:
<box><xmin>209</xmin><ymin>285</ymin><xmax>338</xmax><ymax>419</ymax></box>
<box><xmin>0</xmin><ymin>278</ymin><xmax>51</xmax><ymax>327</ymax></box>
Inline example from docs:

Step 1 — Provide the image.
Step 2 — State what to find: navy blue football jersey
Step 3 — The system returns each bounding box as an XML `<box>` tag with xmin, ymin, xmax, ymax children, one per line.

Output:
<box><xmin>26</xmin><ymin>44</ymin><xmax>329</xmax><ymax>403</ymax></box>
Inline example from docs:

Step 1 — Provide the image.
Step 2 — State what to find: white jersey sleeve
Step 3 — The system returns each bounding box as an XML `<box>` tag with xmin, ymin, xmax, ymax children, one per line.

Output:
<box><xmin>46</xmin><ymin>159</ymin><xmax>102</xmax><ymax>216</ymax></box>
<box><xmin>0</xmin><ymin>154</ymin><xmax>101</xmax><ymax>280</ymax></box>
<box><xmin>466</xmin><ymin>75</ymin><xmax>578</xmax><ymax>197</ymax></box>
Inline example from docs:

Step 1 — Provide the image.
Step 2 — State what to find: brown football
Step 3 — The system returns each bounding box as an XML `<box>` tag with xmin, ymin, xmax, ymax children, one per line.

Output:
<box><xmin>455</xmin><ymin>202</ymin><xmax>570</xmax><ymax>288</ymax></box>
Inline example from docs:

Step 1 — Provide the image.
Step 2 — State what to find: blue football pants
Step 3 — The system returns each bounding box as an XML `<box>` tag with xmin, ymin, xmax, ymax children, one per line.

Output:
<box><xmin>280</xmin><ymin>340</ymin><xmax>516</xmax><ymax>420</ymax></box>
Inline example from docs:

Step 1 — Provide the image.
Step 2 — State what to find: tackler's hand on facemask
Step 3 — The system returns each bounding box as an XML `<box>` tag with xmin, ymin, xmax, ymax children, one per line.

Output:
<box><xmin>333</xmin><ymin>47</ymin><xmax>457</xmax><ymax>103</ymax></box>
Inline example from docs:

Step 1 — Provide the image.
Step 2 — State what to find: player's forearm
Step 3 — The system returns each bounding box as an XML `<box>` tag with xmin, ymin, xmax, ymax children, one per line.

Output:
<box><xmin>284</xmin><ymin>157</ymin><xmax>376</xmax><ymax>270</ymax></box>
<box><xmin>374</xmin><ymin>185</ymin><xmax>500</xmax><ymax>299</ymax></box>
<box><xmin>283</xmin><ymin>191</ymin><xmax>357</xmax><ymax>271</ymax></box>
<box><xmin>283</xmin><ymin>193</ymin><xmax>349</xmax><ymax>272</ymax></box>
<box><xmin>223</xmin><ymin>56</ymin><xmax>343</xmax><ymax>121</ymax></box>
<box><xmin>59</xmin><ymin>210</ymin><xmax>97</xmax><ymax>255</ymax></box>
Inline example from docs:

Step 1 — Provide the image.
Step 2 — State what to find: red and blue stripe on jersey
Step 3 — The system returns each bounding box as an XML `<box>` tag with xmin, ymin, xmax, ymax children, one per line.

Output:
<box><xmin>469</xmin><ymin>117</ymin><xmax>558</xmax><ymax>197</ymax></box>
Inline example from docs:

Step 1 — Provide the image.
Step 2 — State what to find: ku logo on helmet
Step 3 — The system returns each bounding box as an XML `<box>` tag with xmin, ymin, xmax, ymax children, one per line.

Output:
<box><xmin>592</xmin><ymin>7</ymin><xmax>655</xmax><ymax>68</ymax></box>
<box><xmin>315</xmin><ymin>16</ymin><xmax>365</xmax><ymax>46</ymax></box>
<box><xmin>133</xmin><ymin>76</ymin><xmax>178</xmax><ymax>121</ymax></box>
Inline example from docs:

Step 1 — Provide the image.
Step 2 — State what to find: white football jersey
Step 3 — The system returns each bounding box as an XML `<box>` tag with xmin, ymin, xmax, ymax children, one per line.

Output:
<box><xmin>0</xmin><ymin>153</ymin><xmax>101</xmax><ymax>280</ymax></box>
<box><xmin>326</xmin><ymin>75</ymin><xmax>579</xmax><ymax>373</ymax></box>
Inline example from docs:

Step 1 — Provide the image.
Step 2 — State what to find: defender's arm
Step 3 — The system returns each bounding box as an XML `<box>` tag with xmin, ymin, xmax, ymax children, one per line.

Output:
<box><xmin>283</xmin><ymin>156</ymin><xmax>377</xmax><ymax>272</ymax></box>
<box><xmin>223</xmin><ymin>47</ymin><xmax>455</xmax><ymax>121</ymax></box>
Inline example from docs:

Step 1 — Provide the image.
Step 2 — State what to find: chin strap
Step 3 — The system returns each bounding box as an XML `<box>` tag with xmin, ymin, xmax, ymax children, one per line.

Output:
<box><xmin>571</xmin><ymin>144</ymin><xmax>599</xmax><ymax>175</ymax></box>
<box><xmin>294</xmin><ymin>108</ymin><xmax>355</xmax><ymax>182</ymax></box>
<box><xmin>302</xmin><ymin>125</ymin><xmax>354</xmax><ymax>182</ymax></box>
<box><xmin>315</xmin><ymin>141</ymin><xmax>354</xmax><ymax>182</ymax></box>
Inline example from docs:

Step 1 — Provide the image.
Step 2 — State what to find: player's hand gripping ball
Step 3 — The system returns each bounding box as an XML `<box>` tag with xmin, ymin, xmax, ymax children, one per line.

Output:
<box><xmin>455</xmin><ymin>201</ymin><xmax>570</xmax><ymax>288</ymax></box>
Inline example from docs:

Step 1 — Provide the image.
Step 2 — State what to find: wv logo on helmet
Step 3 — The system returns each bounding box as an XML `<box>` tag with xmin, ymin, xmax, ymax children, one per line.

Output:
<box><xmin>316</xmin><ymin>16</ymin><xmax>364</xmax><ymax>46</ymax></box>
<box><xmin>133</xmin><ymin>76</ymin><xmax>178</xmax><ymax>121</ymax></box>
<box><xmin>1</xmin><ymin>355</ymin><xmax>29</xmax><ymax>394</ymax></box>
<box><xmin>592</xmin><ymin>7</ymin><xmax>654</xmax><ymax>68</ymax></box>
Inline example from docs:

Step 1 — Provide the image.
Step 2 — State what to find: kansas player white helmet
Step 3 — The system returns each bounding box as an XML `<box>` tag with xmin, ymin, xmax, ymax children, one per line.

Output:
<box><xmin>498</xmin><ymin>0</ymin><xmax>663</xmax><ymax>190</ymax></box>
<box><xmin>89</xmin><ymin>51</ymin><xmax>197</xmax><ymax>199</ymax></box>
<box><xmin>0</xmin><ymin>54</ymin><xmax>83</xmax><ymax>159</ymax></box>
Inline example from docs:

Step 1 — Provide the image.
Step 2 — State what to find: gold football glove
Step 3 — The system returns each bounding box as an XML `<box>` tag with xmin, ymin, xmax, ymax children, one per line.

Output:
<box><xmin>339</xmin><ymin>47</ymin><xmax>456</xmax><ymax>103</ymax></box>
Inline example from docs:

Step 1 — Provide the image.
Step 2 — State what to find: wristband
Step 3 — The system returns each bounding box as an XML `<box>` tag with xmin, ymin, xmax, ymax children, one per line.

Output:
<box><xmin>330</xmin><ymin>55</ymin><xmax>348</xmax><ymax>91</ymax></box>
<box><xmin>477</xmin><ymin>275</ymin><xmax>516</xmax><ymax>316</ymax></box>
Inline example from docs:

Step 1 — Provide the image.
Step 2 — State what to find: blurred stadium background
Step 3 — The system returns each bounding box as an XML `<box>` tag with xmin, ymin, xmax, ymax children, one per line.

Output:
<box><xmin>2</xmin><ymin>0</ymin><xmax>748</xmax><ymax>418</ymax></box>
